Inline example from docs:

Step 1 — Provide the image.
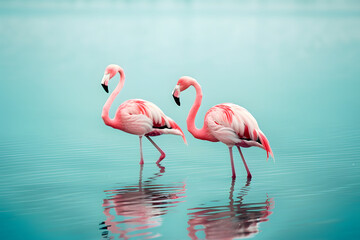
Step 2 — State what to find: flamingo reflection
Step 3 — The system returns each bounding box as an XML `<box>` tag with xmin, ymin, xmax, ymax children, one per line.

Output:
<box><xmin>100</xmin><ymin>164</ymin><xmax>186</xmax><ymax>239</ymax></box>
<box><xmin>187</xmin><ymin>180</ymin><xmax>274</xmax><ymax>240</ymax></box>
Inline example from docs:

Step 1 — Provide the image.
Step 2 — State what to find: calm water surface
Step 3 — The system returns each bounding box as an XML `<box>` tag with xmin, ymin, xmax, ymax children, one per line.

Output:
<box><xmin>0</xmin><ymin>1</ymin><xmax>360</xmax><ymax>239</ymax></box>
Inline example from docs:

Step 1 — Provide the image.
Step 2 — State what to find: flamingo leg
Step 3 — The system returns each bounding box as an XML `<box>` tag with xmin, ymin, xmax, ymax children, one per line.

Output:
<box><xmin>236</xmin><ymin>146</ymin><xmax>252</xmax><ymax>179</ymax></box>
<box><xmin>139</xmin><ymin>164</ymin><xmax>144</xmax><ymax>190</ymax></box>
<box><xmin>145</xmin><ymin>136</ymin><xmax>166</xmax><ymax>164</ymax></box>
<box><xmin>139</xmin><ymin>136</ymin><xmax>144</xmax><ymax>165</ymax></box>
<box><xmin>228</xmin><ymin>147</ymin><xmax>236</xmax><ymax>179</ymax></box>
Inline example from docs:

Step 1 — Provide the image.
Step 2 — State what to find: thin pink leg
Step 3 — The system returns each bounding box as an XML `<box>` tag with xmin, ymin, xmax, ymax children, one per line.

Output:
<box><xmin>237</xmin><ymin>146</ymin><xmax>252</xmax><ymax>179</ymax></box>
<box><xmin>145</xmin><ymin>136</ymin><xmax>166</xmax><ymax>164</ymax></box>
<box><xmin>139</xmin><ymin>136</ymin><xmax>144</xmax><ymax>165</ymax></box>
<box><xmin>228</xmin><ymin>147</ymin><xmax>236</xmax><ymax>179</ymax></box>
<box><xmin>138</xmin><ymin>164</ymin><xmax>144</xmax><ymax>190</ymax></box>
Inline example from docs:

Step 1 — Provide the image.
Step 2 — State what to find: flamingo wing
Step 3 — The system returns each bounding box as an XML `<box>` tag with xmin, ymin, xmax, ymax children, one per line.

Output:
<box><xmin>206</xmin><ymin>103</ymin><xmax>273</xmax><ymax>160</ymax></box>
<box><xmin>118</xmin><ymin>99</ymin><xmax>186</xmax><ymax>143</ymax></box>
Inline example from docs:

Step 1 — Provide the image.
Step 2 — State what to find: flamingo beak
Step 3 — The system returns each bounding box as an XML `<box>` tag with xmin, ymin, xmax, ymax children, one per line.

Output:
<box><xmin>101</xmin><ymin>84</ymin><xmax>108</xmax><ymax>93</ymax></box>
<box><xmin>173</xmin><ymin>95</ymin><xmax>180</xmax><ymax>106</ymax></box>
<box><xmin>172</xmin><ymin>85</ymin><xmax>181</xmax><ymax>106</ymax></box>
<box><xmin>101</xmin><ymin>73</ymin><xmax>110</xmax><ymax>93</ymax></box>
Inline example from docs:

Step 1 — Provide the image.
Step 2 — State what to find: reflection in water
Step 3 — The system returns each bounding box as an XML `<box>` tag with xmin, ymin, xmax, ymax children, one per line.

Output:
<box><xmin>187</xmin><ymin>180</ymin><xmax>274</xmax><ymax>240</ymax></box>
<box><xmin>99</xmin><ymin>164</ymin><xmax>186</xmax><ymax>239</ymax></box>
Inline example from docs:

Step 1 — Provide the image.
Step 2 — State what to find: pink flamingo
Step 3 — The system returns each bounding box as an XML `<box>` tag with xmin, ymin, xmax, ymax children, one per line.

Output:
<box><xmin>101</xmin><ymin>64</ymin><xmax>186</xmax><ymax>164</ymax></box>
<box><xmin>172</xmin><ymin>76</ymin><xmax>274</xmax><ymax>179</ymax></box>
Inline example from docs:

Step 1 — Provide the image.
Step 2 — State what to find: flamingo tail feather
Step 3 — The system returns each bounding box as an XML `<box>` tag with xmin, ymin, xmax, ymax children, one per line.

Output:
<box><xmin>259</xmin><ymin>131</ymin><xmax>274</xmax><ymax>162</ymax></box>
<box><xmin>168</xmin><ymin>119</ymin><xmax>187</xmax><ymax>145</ymax></box>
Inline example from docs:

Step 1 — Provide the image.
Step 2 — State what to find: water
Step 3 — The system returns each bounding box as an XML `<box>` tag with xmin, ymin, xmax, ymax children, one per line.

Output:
<box><xmin>1</xmin><ymin>1</ymin><xmax>360</xmax><ymax>239</ymax></box>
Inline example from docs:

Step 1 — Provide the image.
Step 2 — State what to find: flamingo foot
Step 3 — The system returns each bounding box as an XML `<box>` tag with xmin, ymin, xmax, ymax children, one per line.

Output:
<box><xmin>232</xmin><ymin>174</ymin><xmax>236</xmax><ymax>179</ymax></box>
<box><xmin>156</xmin><ymin>163</ymin><xmax>165</xmax><ymax>173</ymax></box>
<box><xmin>139</xmin><ymin>158</ymin><xmax>144</xmax><ymax>165</ymax></box>
<box><xmin>146</xmin><ymin>136</ymin><xmax>166</xmax><ymax>165</ymax></box>
<box><xmin>247</xmin><ymin>173</ymin><xmax>252</xmax><ymax>180</ymax></box>
<box><xmin>156</xmin><ymin>153</ymin><xmax>166</xmax><ymax>164</ymax></box>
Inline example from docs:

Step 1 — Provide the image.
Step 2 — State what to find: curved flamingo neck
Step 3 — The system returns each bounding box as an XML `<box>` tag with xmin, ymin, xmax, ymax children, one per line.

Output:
<box><xmin>186</xmin><ymin>80</ymin><xmax>208</xmax><ymax>140</ymax></box>
<box><xmin>102</xmin><ymin>68</ymin><xmax>125</xmax><ymax>127</ymax></box>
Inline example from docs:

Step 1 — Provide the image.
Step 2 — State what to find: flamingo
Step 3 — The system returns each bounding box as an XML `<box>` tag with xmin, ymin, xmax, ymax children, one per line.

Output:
<box><xmin>172</xmin><ymin>76</ymin><xmax>274</xmax><ymax>179</ymax></box>
<box><xmin>101</xmin><ymin>64</ymin><xmax>186</xmax><ymax>164</ymax></box>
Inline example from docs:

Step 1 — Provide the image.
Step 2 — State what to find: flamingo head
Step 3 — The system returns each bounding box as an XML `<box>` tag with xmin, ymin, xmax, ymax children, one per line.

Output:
<box><xmin>101</xmin><ymin>64</ymin><xmax>120</xmax><ymax>93</ymax></box>
<box><xmin>172</xmin><ymin>76</ymin><xmax>196</xmax><ymax>106</ymax></box>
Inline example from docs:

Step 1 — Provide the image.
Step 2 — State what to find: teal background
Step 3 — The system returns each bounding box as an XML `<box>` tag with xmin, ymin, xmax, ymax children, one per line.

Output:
<box><xmin>1</xmin><ymin>0</ymin><xmax>360</xmax><ymax>239</ymax></box>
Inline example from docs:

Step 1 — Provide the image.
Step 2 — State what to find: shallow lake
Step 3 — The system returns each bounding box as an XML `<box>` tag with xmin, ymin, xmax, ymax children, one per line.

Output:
<box><xmin>0</xmin><ymin>1</ymin><xmax>359</xmax><ymax>239</ymax></box>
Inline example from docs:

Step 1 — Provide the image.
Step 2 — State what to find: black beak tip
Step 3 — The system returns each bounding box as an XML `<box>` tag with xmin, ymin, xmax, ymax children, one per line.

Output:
<box><xmin>101</xmin><ymin>84</ymin><xmax>109</xmax><ymax>93</ymax></box>
<box><xmin>173</xmin><ymin>95</ymin><xmax>180</xmax><ymax>106</ymax></box>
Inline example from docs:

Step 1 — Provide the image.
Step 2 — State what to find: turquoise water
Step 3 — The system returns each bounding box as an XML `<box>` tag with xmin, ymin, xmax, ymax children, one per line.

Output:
<box><xmin>1</xmin><ymin>1</ymin><xmax>360</xmax><ymax>239</ymax></box>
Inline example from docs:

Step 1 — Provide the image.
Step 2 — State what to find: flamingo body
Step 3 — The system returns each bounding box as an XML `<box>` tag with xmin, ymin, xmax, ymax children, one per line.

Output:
<box><xmin>205</xmin><ymin>103</ymin><xmax>273</xmax><ymax>159</ymax></box>
<box><xmin>101</xmin><ymin>64</ymin><xmax>186</xmax><ymax>164</ymax></box>
<box><xmin>110</xmin><ymin>99</ymin><xmax>185</xmax><ymax>140</ymax></box>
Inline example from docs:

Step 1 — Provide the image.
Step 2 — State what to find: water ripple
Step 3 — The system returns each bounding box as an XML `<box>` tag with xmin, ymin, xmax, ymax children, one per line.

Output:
<box><xmin>99</xmin><ymin>165</ymin><xmax>186</xmax><ymax>239</ymax></box>
<box><xmin>187</xmin><ymin>180</ymin><xmax>274</xmax><ymax>240</ymax></box>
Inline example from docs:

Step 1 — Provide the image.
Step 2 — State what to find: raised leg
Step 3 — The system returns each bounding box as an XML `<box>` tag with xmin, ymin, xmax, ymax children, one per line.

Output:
<box><xmin>228</xmin><ymin>147</ymin><xmax>236</xmax><ymax>179</ymax></box>
<box><xmin>236</xmin><ymin>146</ymin><xmax>252</xmax><ymax>179</ymax></box>
<box><xmin>146</xmin><ymin>136</ymin><xmax>166</xmax><ymax>164</ymax></box>
<box><xmin>139</xmin><ymin>136</ymin><xmax>144</xmax><ymax>165</ymax></box>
